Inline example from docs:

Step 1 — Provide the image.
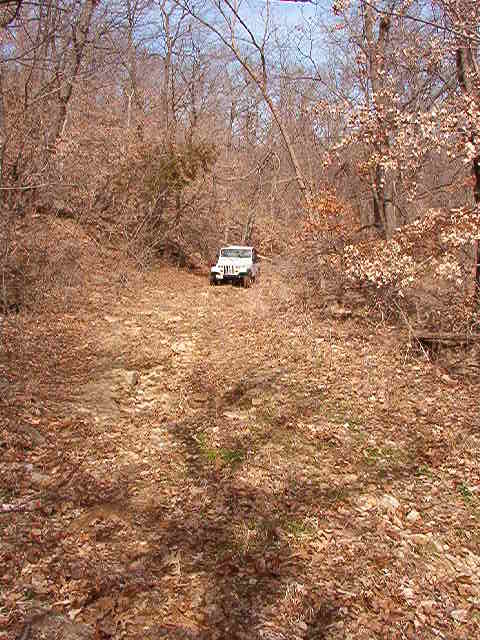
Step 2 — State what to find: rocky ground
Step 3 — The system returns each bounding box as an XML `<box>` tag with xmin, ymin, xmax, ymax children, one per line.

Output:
<box><xmin>1</xmin><ymin>263</ymin><xmax>479</xmax><ymax>639</ymax></box>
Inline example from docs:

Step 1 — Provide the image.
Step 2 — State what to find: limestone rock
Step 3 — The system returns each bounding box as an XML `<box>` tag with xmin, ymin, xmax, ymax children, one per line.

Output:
<box><xmin>172</xmin><ymin>340</ymin><xmax>192</xmax><ymax>354</ymax></box>
<box><xmin>356</xmin><ymin>495</ymin><xmax>377</xmax><ymax>511</ymax></box>
<box><xmin>379</xmin><ymin>494</ymin><xmax>400</xmax><ymax>512</ymax></box>
<box><xmin>406</xmin><ymin>509</ymin><xmax>421</xmax><ymax>523</ymax></box>
<box><xmin>126</xmin><ymin>370</ymin><xmax>139</xmax><ymax>387</ymax></box>
<box><xmin>451</xmin><ymin>609</ymin><xmax>469</xmax><ymax>623</ymax></box>
<box><xmin>408</xmin><ymin>533</ymin><xmax>431</xmax><ymax>545</ymax></box>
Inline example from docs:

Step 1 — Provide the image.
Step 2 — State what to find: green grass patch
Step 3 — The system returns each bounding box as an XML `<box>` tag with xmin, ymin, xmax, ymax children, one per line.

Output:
<box><xmin>322</xmin><ymin>402</ymin><xmax>365</xmax><ymax>430</ymax></box>
<box><xmin>458</xmin><ymin>482</ymin><xmax>475</xmax><ymax>503</ymax></box>
<box><xmin>415</xmin><ymin>464</ymin><xmax>433</xmax><ymax>478</ymax></box>
<box><xmin>284</xmin><ymin>516</ymin><xmax>319</xmax><ymax>539</ymax></box>
<box><xmin>195</xmin><ymin>433</ymin><xmax>245</xmax><ymax>467</ymax></box>
<box><xmin>362</xmin><ymin>445</ymin><xmax>408</xmax><ymax>468</ymax></box>
<box><xmin>220</xmin><ymin>448</ymin><xmax>244</xmax><ymax>464</ymax></box>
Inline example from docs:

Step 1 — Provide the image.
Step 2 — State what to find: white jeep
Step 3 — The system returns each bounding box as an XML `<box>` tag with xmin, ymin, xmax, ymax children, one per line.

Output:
<box><xmin>210</xmin><ymin>245</ymin><xmax>260</xmax><ymax>287</ymax></box>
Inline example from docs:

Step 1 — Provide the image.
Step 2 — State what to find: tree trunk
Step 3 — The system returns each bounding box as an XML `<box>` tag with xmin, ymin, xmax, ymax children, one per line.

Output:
<box><xmin>364</xmin><ymin>5</ymin><xmax>396</xmax><ymax>239</ymax></box>
<box><xmin>456</xmin><ymin>47</ymin><xmax>480</xmax><ymax>307</ymax></box>
<box><xmin>52</xmin><ymin>0</ymin><xmax>97</xmax><ymax>145</ymax></box>
<box><xmin>242</xmin><ymin>211</ymin><xmax>255</xmax><ymax>244</ymax></box>
<box><xmin>382</xmin><ymin>168</ymin><xmax>397</xmax><ymax>240</ymax></box>
<box><xmin>262</xmin><ymin>91</ymin><xmax>312</xmax><ymax>205</ymax></box>
<box><xmin>372</xmin><ymin>163</ymin><xmax>396</xmax><ymax>239</ymax></box>
<box><xmin>473</xmin><ymin>150</ymin><xmax>480</xmax><ymax>302</ymax></box>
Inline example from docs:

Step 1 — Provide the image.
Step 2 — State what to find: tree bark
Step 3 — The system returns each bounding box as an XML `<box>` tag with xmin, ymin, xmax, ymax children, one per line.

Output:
<box><xmin>473</xmin><ymin>153</ymin><xmax>480</xmax><ymax>304</ymax></box>
<box><xmin>363</xmin><ymin>4</ymin><xmax>396</xmax><ymax>239</ymax></box>
<box><xmin>52</xmin><ymin>0</ymin><xmax>97</xmax><ymax>145</ymax></box>
<box><xmin>456</xmin><ymin>46</ymin><xmax>480</xmax><ymax>306</ymax></box>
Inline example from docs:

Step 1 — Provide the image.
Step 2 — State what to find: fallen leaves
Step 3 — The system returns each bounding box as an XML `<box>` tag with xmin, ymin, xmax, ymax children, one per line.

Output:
<box><xmin>1</xmin><ymin>265</ymin><xmax>480</xmax><ymax>639</ymax></box>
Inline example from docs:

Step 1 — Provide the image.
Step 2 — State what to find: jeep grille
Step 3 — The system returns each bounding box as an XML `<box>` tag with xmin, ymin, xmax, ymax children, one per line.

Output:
<box><xmin>223</xmin><ymin>265</ymin><xmax>234</xmax><ymax>275</ymax></box>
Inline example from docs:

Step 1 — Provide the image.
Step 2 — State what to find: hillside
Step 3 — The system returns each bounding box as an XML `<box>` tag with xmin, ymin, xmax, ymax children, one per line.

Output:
<box><xmin>1</xmin><ymin>258</ymin><xmax>479</xmax><ymax>640</ymax></box>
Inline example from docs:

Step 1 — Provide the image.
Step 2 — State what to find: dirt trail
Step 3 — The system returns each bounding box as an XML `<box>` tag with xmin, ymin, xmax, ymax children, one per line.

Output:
<box><xmin>1</xmin><ymin>265</ymin><xmax>479</xmax><ymax>639</ymax></box>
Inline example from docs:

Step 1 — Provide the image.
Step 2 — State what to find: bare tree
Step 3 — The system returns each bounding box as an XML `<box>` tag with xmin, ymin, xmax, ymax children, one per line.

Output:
<box><xmin>174</xmin><ymin>0</ymin><xmax>313</xmax><ymax>205</ymax></box>
<box><xmin>440</xmin><ymin>0</ymin><xmax>480</xmax><ymax>299</ymax></box>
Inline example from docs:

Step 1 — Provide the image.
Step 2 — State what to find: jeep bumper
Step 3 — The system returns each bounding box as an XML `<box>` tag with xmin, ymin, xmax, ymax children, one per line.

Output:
<box><xmin>212</xmin><ymin>272</ymin><xmax>248</xmax><ymax>280</ymax></box>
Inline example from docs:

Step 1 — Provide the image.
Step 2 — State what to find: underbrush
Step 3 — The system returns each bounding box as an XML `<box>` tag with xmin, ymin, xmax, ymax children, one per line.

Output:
<box><xmin>294</xmin><ymin>241</ymin><xmax>479</xmax><ymax>326</ymax></box>
<box><xmin>0</xmin><ymin>212</ymin><xmax>180</xmax><ymax>317</ymax></box>
<box><xmin>292</xmin><ymin>248</ymin><xmax>480</xmax><ymax>383</ymax></box>
<box><xmin>293</xmin><ymin>189</ymin><xmax>479</xmax><ymax>342</ymax></box>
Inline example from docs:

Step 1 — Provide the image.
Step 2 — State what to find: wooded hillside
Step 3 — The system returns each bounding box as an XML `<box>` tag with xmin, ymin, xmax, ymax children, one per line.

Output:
<box><xmin>1</xmin><ymin>4</ymin><xmax>480</xmax><ymax>638</ymax></box>
<box><xmin>0</xmin><ymin>0</ymin><xmax>479</xmax><ymax>326</ymax></box>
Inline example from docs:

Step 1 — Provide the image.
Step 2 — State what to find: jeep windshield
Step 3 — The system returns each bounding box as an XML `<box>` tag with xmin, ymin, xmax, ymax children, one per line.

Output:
<box><xmin>220</xmin><ymin>248</ymin><xmax>251</xmax><ymax>258</ymax></box>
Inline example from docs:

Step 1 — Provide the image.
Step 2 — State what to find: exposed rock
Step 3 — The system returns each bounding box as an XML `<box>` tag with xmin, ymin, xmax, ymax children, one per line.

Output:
<box><xmin>406</xmin><ymin>509</ymin><xmax>421</xmax><ymax>523</ymax></box>
<box><xmin>451</xmin><ymin>609</ymin><xmax>469</xmax><ymax>623</ymax></box>
<box><xmin>75</xmin><ymin>381</ymin><xmax>120</xmax><ymax>417</ymax></box>
<box><xmin>126</xmin><ymin>370</ymin><xmax>139</xmax><ymax>387</ymax></box>
<box><xmin>379</xmin><ymin>494</ymin><xmax>400</xmax><ymax>512</ymax></box>
<box><xmin>356</xmin><ymin>495</ymin><xmax>377</xmax><ymax>511</ymax></box>
<box><xmin>172</xmin><ymin>340</ymin><xmax>192</xmax><ymax>354</ymax></box>
<box><xmin>408</xmin><ymin>533</ymin><xmax>431</xmax><ymax>545</ymax></box>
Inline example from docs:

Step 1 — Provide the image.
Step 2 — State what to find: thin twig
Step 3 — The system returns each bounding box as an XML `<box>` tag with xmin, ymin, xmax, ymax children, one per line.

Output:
<box><xmin>390</xmin><ymin>298</ymin><xmax>430</xmax><ymax>360</ymax></box>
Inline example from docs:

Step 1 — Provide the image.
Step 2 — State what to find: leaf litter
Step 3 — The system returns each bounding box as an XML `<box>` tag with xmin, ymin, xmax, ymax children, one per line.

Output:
<box><xmin>1</xmin><ymin>264</ymin><xmax>479</xmax><ymax>639</ymax></box>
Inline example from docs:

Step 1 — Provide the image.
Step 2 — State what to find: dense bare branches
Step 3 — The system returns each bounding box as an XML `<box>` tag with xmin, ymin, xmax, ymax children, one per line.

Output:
<box><xmin>0</xmin><ymin>0</ymin><xmax>478</xmax><ymax>322</ymax></box>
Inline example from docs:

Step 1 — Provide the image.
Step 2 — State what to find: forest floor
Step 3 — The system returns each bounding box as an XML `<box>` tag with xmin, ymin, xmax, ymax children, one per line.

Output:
<box><xmin>1</xmin><ymin>260</ymin><xmax>480</xmax><ymax>640</ymax></box>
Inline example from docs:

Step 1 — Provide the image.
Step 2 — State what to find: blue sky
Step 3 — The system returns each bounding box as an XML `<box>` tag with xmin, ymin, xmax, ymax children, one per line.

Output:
<box><xmin>229</xmin><ymin>0</ymin><xmax>334</xmax><ymax>58</ymax></box>
<box><xmin>242</xmin><ymin>0</ymin><xmax>325</xmax><ymax>31</ymax></box>
<box><xmin>221</xmin><ymin>0</ymin><xmax>333</xmax><ymax>74</ymax></box>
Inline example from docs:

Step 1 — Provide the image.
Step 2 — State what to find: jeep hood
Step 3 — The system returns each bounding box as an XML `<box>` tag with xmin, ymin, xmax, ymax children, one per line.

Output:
<box><xmin>217</xmin><ymin>257</ymin><xmax>251</xmax><ymax>266</ymax></box>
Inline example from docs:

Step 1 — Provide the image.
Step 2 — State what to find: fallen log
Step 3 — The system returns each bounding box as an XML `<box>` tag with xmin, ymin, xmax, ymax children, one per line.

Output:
<box><xmin>412</xmin><ymin>332</ymin><xmax>479</xmax><ymax>350</ymax></box>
